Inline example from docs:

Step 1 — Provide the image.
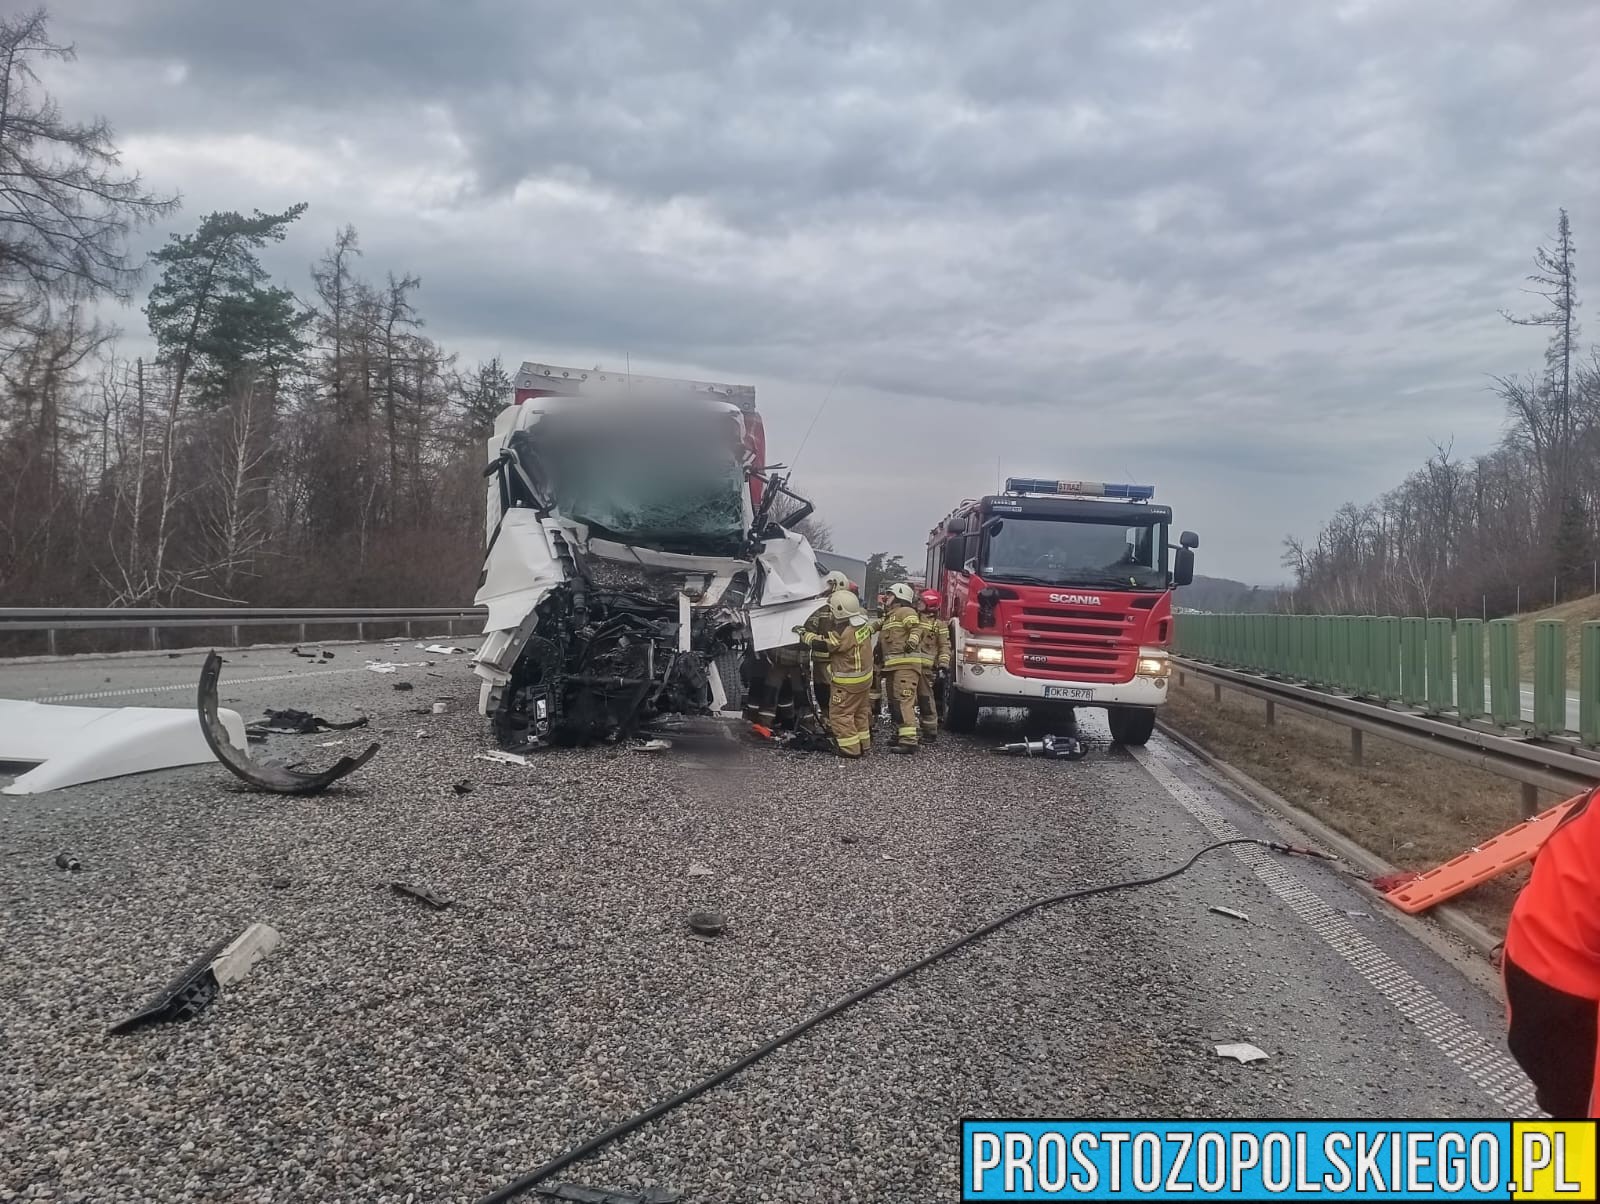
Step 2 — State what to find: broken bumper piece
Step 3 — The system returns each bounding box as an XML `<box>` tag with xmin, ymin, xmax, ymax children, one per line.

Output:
<box><xmin>108</xmin><ymin>937</ymin><xmax>230</xmax><ymax>1035</ymax></box>
<box><xmin>199</xmin><ymin>652</ymin><xmax>379</xmax><ymax>794</ymax></box>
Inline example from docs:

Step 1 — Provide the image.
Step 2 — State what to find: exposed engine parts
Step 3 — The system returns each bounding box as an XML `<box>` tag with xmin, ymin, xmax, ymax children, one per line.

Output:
<box><xmin>493</xmin><ymin>583</ymin><xmax>746</xmax><ymax>749</ymax></box>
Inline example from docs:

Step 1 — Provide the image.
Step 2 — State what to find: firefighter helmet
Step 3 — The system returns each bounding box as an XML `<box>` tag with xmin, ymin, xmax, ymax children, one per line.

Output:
<box><xmin>823</xmin><ymin>570</ymin><xmax>849</xmax><ymax>591</ymax></box>
<box><xmin>920</xmin><ymin>588</ymin><xmax>943</xmax><ymax>611</ymax></box>
<box><xmin>828</xmin><ymin>589</ymin><xmax>863</xmax><ymax>620</ymax></box>
<box><xmin>888</xmin><ymin>582</ymin><xmax>916</xmax><ymax>605</ymax></box>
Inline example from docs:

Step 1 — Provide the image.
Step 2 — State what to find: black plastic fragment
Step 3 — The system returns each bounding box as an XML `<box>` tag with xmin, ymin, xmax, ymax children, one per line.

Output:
<box><xmin>533</xmin><ymin>1186</ymin><xmax>680</xmax><ymax>1204</ymax></box>
<box><xmin>109</xmin><ymin>937</ymin><xmax>230</xmax><ymax>1035</ymax></box>
<box><xmin>247</xmin><ymin>708</ymin><xmax>370</xmax><ymax>737</ymax></box>
<box><xmin>393</xmin><ymin>681</ymin><xmax>415</xmax><ymax>692</ymax></box>
<box><xmin>54</xmin><ymin>852</ymin><xmax>81</xmax><ymax>871</ymax></box>
<box><xmin>290</xmin><ymin>647</ymin><xmax>318</xmax><ymax>658</ymax></box>
<box><xmin>392</xmin><ymin>882</ymin><xmax>451</xmax><ymax>910</ymax></box>
<box><xmin>452</xmin><ymin>780</ymin><xmax>474</xmax><ymax>795</ymax></box>
<box><xmin>199</xmin><ymin>652</ymin><xmax>379</xmax><ymax>795</ymax></box>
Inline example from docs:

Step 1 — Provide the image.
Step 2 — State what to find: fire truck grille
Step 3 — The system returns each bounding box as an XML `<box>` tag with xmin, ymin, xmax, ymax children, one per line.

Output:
<box><xmin>1006</xmin><ymin>607</ymin><xmax>1138</xmax><ymax>682</ymax></box>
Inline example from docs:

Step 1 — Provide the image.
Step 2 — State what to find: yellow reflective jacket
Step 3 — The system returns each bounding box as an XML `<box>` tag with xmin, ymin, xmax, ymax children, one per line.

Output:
<box><xmin>919</xmin><ymin>611</ymin><xmax>951</xmax><ymax>671</ymax></box>
<box><xmin>878</xmin><ymin>604</ymin><xmax>924</xmax><ymax>671</ymax></box>
<box><xmin>803</xmin><ymin>615</ymin><xmax>876</xmax><ymax>688</ymax></box>
<box><xmin>802</xmin><ymin>603</ymin><xmax>834</xmax><ymax>667</ymax></box>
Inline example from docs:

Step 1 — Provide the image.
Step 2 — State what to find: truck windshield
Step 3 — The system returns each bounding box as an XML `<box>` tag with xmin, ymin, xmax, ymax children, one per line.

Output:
<box><xmin>980</xmin><ymin>516</ymin><xmax>1168</xmax><ymax>589</ymax></box>
<box><xmin>533</xmin><ymin>409</ymin><xmax>749</xmax><ymax>555</ymax></box>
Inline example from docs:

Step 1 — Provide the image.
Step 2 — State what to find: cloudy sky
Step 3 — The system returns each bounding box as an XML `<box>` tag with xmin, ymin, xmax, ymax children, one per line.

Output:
<box><xmin>44</xmin><ymin>0</ymin><xmax>1600</xmax><ymax>583</ymax></box>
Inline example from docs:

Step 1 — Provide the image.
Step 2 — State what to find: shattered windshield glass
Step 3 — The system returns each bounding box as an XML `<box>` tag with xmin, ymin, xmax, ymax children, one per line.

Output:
<box><xmin>533</xmin><ymin>406</ymin><xmax>748</xmax><ymax>555</ymax></box>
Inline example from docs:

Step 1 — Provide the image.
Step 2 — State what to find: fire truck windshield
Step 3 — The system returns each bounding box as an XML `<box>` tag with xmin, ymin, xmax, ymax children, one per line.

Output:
<box><xmin>980</xmin><ymin>516</ymin><xmax>1168</xmax><ymax>589</ymax></box>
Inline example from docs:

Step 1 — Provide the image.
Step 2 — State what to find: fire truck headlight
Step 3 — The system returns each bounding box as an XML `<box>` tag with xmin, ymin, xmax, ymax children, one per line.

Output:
<box><xmin>962</xmin><ymin>639</ymin><xmax>1004</xmax><ymax>665</ymax></box>
<box><xmin>1136</xmin><ymin>648</ymin><xmax>1171</xmax><ymax>677</ymax></box>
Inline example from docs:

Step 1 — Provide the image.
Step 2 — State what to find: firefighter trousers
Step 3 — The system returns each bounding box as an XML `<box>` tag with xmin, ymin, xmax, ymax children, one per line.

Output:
<box><xmin>916</xmin><ymin>669</ymin><xmax>938</xmax><ymax>736</ymax></box>
<box><xmin>759</xmin><ymin>658</ymin><xmax>808</xmax><ymax>727</ymax></box>
<box><xmin>829</xmin><ymin>683</ymin><xmax>873</xmax><ymax>757</ymax></box>
<box><xmin>890</xmin><ymin>668</ymin><xmax>921</xmax><ymax>746</ymax></box>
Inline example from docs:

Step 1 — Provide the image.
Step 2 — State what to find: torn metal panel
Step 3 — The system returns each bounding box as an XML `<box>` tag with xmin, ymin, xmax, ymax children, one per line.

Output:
<box><xmin>199</xmin><ymin>653</ymin><xmax>378</xmax><ymax>794</ymax></box>
<box><xmin>0</xmin><ymin>698</ymin><xmax>249</xmax><ymax>796</ymax></box>
<box><xmin>748</xmin><ymin>597</ymin><xmax>825</xmax><ymax>653</ymax></box>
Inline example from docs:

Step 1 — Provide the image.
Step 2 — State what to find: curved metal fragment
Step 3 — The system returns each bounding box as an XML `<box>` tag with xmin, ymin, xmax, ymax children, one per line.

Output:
<box><xmin>199</xmin><ymin>652</ymin><xmax>379</xmax><ymax>794</ymax></box>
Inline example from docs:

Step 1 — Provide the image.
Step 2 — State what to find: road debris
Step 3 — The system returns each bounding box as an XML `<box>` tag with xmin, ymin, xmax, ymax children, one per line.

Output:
<box><xmin>246</xmin><ymin>707</ymin><xmax>369</xmax><ymax>737</ymax></box>
<box><xmin>1</xmin><ymin>696</ymin><xmax>249</xmax><ymax>796</ymax></box>
<box><xmin>393</xmin><ymin>681</ymin><xmax>415</xmax><ymax>691</ymax></box>
<box><xmin>638</xmin><ymin>738</ymin><xmax>672</xmax><ymax>752</ymax></box>
<box><xmin>54</xmin><ymin>852</ymin><xmax>81</xmax><ymax>872</ymax></box>
<box><xmin>199</xmin><ymin>652</ymin><xmax>379</xmax><ymax>795</ymax></box>
<box><xmin>392</xmin><ymin>883</ymin><xmax>451</xmax><ymax>910</ymax></box>
<box><xmin>1214</xmin><ymin>1042</ymin><xmax>1270</xmax><ymax>1064</ymax></box>
<box><xmin>1208</xmin><ymin>905</ymin><xmax>1251</xmax><ymax>922</ymax></box>
<box><xmin>264</xmin><ymin>876</ymin><xmax>291</xmax><ymax>889</ymax></box>
<box><xmin>475</xmin><ymin>750</ymin><xmax>529</xmax><ymax>767</ymax></box>
<box><xmin>452</xmin><ymin>780</ymin><xmax>474</xmax><ymax>795</ymax></box>
<box><xmin>290</xmin><ymin>647</ymin><xmax>318</xmax><ymax>659</ymax></box>
<box><xmin>108</xmin><ymin>924</ymin><xmax>281</xmax><ymax>1036</ymax></box>
<box><xmin>211</xmin><ymin>922</ymin><xmax>282</xmax><ymax>986</ymax></box>
<box><xmin>432</xmin><ymin>702</ymin><xmax>448</xmax><ymax>714</ymax></box>
<box><xmin>533</xmin><ymin>1186</ymin><xmax>680</xmax><ymax>1204</ymax></box>
<box><xmin>365</xmin><ymin>661</ymin><xmax>398</xmax><ymax>674</ymax></box>
<box><xmin>993</xmin><ymin>734</ymin><xmax>1088</xmax><ymax>761</ymax></box>
<box><xmin>687</xmin><ymin>861</ymin><xmax>714</xmax><ymax>878</ymax></box>
<box><xmin>109</xmin><ymin>938</ymin><xmax>229</xmax><ymax>1035</ymax></box>
<box><xmin>688</xmin><ymin>910</ymin><xmax>725</xmax><ymax>938</ymax></box>
<box><xmin>417</xmin><ymin>643</ymin><xmax>467</xmax><ymax>655</ymax></box>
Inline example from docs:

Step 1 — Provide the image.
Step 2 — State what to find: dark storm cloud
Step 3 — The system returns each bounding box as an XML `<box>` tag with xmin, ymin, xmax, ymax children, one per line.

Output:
<box><xmin>45</xmin><ymin>0</ymin><xmax>1600</xmax><ymax>580</ymax></box>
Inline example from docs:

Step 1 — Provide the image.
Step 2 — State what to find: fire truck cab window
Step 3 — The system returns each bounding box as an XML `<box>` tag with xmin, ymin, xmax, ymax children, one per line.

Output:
<box><xmin>980</xmin><ymin>516</ymin><xmax>1168</xmax><ymax>589</ymax></box>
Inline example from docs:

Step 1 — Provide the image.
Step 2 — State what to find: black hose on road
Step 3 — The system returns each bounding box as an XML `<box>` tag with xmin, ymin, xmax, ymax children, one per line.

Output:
<box><xmin>472</xmin><ymin>836</ymin><xmax>1333</xmax><ymax>1203</ymax></box>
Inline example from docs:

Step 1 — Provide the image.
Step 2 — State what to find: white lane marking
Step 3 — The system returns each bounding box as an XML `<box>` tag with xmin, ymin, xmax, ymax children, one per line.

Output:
<box><xmin>1134</xmin><ymin>738</ymin><xmax>1536</xmax><ymax>1117</ymax></box>
<box><xmin>28</xmin><ymin>666</ymin><xmax>374</xmax><ymax>704</ymax></box>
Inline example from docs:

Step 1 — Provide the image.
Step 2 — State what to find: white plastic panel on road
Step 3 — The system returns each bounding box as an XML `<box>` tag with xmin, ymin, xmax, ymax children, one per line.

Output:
<box><xmin>0</xmin><ymin>699</ymin><xmax>247</xmax><ymax>795</ymax></box>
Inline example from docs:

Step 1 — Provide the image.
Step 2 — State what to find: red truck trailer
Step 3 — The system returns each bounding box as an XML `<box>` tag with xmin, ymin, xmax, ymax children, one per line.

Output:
<box><xmin>924</xmin><ymin>478</ymin><xmax>1198</xmax><ymax>744</ymax></box>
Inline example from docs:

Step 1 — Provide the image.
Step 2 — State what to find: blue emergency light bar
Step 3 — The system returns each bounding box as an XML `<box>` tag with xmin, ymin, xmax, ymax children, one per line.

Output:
<box><xmin>1004</xmin><ymin>478</ymin><xmax>1156</xmax><ymax>501</ymax></box>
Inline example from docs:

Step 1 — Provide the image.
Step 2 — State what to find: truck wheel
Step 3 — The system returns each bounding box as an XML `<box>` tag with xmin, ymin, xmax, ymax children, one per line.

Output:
<box><xmin>942</xmin><ymin>683</ymin><xmax>979</xmax><ymax>733</ymax></box>
<box><xmin>1107</xmin><ymin>705</ymin><xmax>1156</xmax><ymax>746</ymax></box>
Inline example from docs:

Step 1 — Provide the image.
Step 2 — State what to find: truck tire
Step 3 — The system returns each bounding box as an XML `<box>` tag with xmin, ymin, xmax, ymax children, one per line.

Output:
<box><xmin>1107</xmin><ymin>705</ymin><xmax>1156</xmax><ymax>746</ymax></box>
<box><xmin>942</xmin><ymin>683</ymin><xmax>979</xmax><ymax>733</ymax></box>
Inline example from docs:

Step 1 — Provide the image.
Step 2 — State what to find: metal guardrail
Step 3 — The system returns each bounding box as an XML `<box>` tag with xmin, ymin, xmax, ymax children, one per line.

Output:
<box><xmin>0</xmin><ymin>607</ymin><xmax>486</xmax><ymax>655</ymax></box>
<box><xmin>1175</xmin><ymin>612</ymin><xmax>1600</xmax><ymax>747</ymax></box>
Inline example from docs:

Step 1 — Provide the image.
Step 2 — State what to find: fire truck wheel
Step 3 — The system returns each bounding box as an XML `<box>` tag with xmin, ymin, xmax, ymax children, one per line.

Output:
<box><xmin>942</xmin><ymin>683</ymin><xmax>979</xmax><ymax>733</ymax></box>
<box><xmin>1107</xmin><ymin>705</ymin><xmax>1156</xmax><ymax>746</ymax></box>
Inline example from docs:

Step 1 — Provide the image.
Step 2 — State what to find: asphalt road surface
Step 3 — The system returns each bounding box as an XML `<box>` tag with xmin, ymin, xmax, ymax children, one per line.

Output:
<box><xmin>0</xmin><ymin>640</ymin><xmax>1534</xmax><ymax>1203</ymax></box>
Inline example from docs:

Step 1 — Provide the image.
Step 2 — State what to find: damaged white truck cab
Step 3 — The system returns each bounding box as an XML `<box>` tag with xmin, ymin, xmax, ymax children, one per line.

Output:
<box><xmin>473</xmin><ymin>361</ymin><xmax>826</xmax><ymax>747</ymax></box>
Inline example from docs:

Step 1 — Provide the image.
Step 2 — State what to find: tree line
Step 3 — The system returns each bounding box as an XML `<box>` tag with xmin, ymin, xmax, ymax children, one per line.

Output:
<box><xmin>1284</xmin><ymin>209</ymin><xmax>1598</xmax><ymax>619</ymax></box>
<box><xmin>0</xmin><ymin>9</ymin><xmax>829</xmax><ymax>612</ymax></box>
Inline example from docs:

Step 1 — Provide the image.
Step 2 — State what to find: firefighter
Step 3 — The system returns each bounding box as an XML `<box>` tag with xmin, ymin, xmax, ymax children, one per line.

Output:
<box><xmin>798</xmin><ymin>589</ymin><xmax>876</xmax><ymax>758</ymax></box>
<box><xmin>915</xmin><ymin>588</ymin><xmax>950</xmax><ymax>743</ymax></box>
<box><xmin>1503</xmin><ymin>786</ymin><xmax>1600</xmax><ymax>1116</ymax></box>
<box><xmin>878</xmin><ymin>582</ymin><xmax>925</xmax><ymax>754</ymax></box>
<box><xmin>801</xmin><ymin>591</ymin><xmax>836</xmax><ymax>717</ymax></box>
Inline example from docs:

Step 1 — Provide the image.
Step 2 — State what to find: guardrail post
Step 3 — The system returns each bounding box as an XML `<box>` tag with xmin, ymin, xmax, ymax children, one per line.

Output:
<box><xmin>1581</xmin><ymin>622</ymin><xmax>1600</xmax><ymax>749</ymax></box>
<box><xmin>149</xmin><ymin>626</ymin><xmax>159</xmax><ymax>651</ymax></box>
<box><xmin>406</xmin><ymin>620</ymin><xmax>414</xmax><ymax>638</ymax></box>
<box><xmin>1455</xmin><ymin>619</ymin><xmax>1484</xmax><ymax>721</ymax></box>
<box><xmin>231</xmin><ymin>624</ymin><xmax>241</xmax><ymax>648</ymax></box>
<box><xmin>1533</xmin><ymin>620</ymin><xmax>1566</xmax><ymax>737</ymax></box>
<box><xmin>1400</xmin><ymin>617</ymin><xmax>1425</xmax><ymax>707</ymax></box>
<box><xmin>46</xmin><ymin>628</ymin><xmax>57</xmax><ymax>656</ymax></box>
<box><xmin>299</xmin><ymin>623</ymin><xmax>308</xmax><ymax>643</ymax></box>
<box><xmin>1488</xmin><ymin>619</ymin><xmax>1520</xmax><ymax>727</ymax></box>
<box><xmin>1350</xmin><ymin>728</ymin><xmax>1364</xmax><ymax>766</ymax></box>
<box><xmin>357</xmin><ymin>622</ymin><xmax>365</xmax><ymax>641</ymax></box>
<box><xmin>1522</xmin><ymin>783</ymin><xmax>1539</xmax><ymax>819</ymax></box>
<box><xmin>1425</xmin><ymin>617</ymin><xmax>1454</xmax><ymax>713</ymax></box>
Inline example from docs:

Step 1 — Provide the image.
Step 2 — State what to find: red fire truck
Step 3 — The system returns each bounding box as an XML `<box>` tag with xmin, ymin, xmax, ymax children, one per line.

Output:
<box><xmin>924</xmin><ymin>478</ymin><xmax>1197</xmax><ymax>744</ymax></box>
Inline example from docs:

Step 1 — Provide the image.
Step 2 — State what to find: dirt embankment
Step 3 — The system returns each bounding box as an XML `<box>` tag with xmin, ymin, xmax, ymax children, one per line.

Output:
<box><xmin>1161</xmin><ymin>672</ymin><xmax>1558</xmax><ymax>935</ymax></box>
